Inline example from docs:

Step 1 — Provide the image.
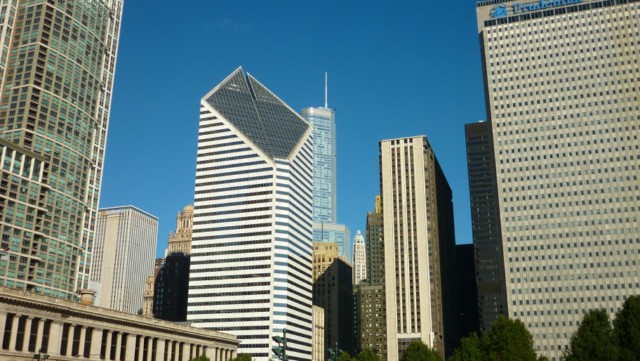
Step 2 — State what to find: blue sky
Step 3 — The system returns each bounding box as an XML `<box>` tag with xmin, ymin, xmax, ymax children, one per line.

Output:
<box><xmin>100</xmin><ymin>1</ymin><xmax>487</xmax><ymax>257</ymax></box>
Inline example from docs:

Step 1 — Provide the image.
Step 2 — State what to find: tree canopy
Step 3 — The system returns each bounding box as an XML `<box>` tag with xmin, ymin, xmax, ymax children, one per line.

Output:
<box><xmin>448</xmin><ymin>333</ymin><xmax>483</xmax><ymax>361</ymax></box>
<box><xmin>399</xmin><ymin>340</ymin><xmax>443</xmax><ymax>361</ymax></box>
<box><xmin>613</xmin><ymin>295</ymin><xmax>640</xmax><ymax>361</ymax></box>
<box><xmin>483</xmin><ymin>317</ymin><xmax>537</xmax><ymax>361</ymax></box>
<box><xmin>564</xmin><ymin>309</ymin><xmax>618</xmax><ymax>361</ymax></box>
<box><xmin>356</xmin><ymin>348</ymin><xmax>381</xmax><ymax>361</ymax></box>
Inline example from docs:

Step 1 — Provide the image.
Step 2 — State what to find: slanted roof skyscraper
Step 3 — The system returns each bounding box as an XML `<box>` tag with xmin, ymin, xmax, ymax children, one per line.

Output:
<box><xmin>187</xmin><ymin>68</ymin><xmax>314</xmax><ymax>361</ymax></box>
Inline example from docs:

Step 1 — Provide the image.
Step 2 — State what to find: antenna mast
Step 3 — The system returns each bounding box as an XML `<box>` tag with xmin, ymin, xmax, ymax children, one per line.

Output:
<box><xmin>324</xmin><ymin>72</ymin><xmax>328</xmax><ymax>108</ymax></box>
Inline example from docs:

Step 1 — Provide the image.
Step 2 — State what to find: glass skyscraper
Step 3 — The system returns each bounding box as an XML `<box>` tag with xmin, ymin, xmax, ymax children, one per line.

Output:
<box><xmin>301</xmin><ymin>107</ymin><xmax>351</xmax><ymax>261</ymax></box>
<box><xmin>187</xmin><ymin>68</ymin><xmax>313</xmax><ymax>361</ymax></box>
<box><xmin>0</xmin><ymin>0</ymin><xmax>123</xmax><ymax>300</ymax></box>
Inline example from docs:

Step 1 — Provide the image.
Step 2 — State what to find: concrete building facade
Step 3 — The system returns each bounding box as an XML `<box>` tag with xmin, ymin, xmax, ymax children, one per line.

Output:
<box><xmin>0</xmin><ymin>0</ymin><xmax>124</xmax><ymax>299</ymax></box>
<box><xmin>475</xmin><ymin>0</ymin><xmax>640</xmax><ymax>358</ymax></box>
<box><xmin>0</xmin><ymin>286</ymin><xmax>237</xmax><ymax>361</ymax></box>
<box><xmin>380</xmin><ymin>136</ymin><xmax>455</xmax><ymax>359</ymax></box>
<box><xmin>312</xmin><ymin>305</ymin><xmax>325</xmax><ymax>361</ymax></box>
<box><xmin>91</xmin><ymin>206</ymin><xmax>158</xmax><ymax>314</ymax></box>
<box><xmin>187</xmin><ymin>68</ymin><xmax>313</xmax><ymax>361</ymax></box>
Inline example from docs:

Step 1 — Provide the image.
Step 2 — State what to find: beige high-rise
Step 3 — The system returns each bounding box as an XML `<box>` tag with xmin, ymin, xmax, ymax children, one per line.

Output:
<box><xmin>476</xmin><ymin>0</ymin><xmax>640</xmax><ymax>359</ymax></box>
<box><xmin>380</xmin><ymin>136</ymin><xmax>455</xmax><ymax>359</ymax></box>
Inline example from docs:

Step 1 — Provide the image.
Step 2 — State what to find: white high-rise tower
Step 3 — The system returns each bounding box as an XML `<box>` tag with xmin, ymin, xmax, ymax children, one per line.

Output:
<box><xmin>352</xmin><ymin>230</ymin><xmax>367</xmax><ymax>285</ymax></box>
<box><xmin>187</xmin><ymin>68</ymin><xmax>314</xmax><ymax>361</ymax></box>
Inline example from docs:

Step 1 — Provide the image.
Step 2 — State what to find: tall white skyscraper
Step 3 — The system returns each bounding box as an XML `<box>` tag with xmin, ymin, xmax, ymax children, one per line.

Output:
<box><xmin>187</xmin><ymin>68</ymin><xmax>314</xmax><ymax>361</ymax></box>
<box><xmin>474</xmin><ymin>0</ymin><xmax>640</xmax><ymax>359</ymax></box>
<box><xmin>352</xmin><ymin>230</ymin><xmax>367</xmax><ymax>285</ymax></box>
<box><xmin>91</xmin><ymin>206</ymin><xmax>158</xmax><ymax>314</ymax></box>
<box><xmin>302</xmin><ymin>97</ymin><xmax>350</xmax><ymax>261</ymax></box>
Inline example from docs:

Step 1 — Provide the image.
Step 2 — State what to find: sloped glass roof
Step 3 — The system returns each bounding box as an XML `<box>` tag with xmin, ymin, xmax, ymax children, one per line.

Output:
<box><xmin>204</xmin><ymin>68</ymin><xmax>310</xmax><ymax>159</ymax></box>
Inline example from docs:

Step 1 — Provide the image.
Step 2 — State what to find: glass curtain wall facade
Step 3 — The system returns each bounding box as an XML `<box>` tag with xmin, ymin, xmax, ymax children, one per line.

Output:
<box><xmin>187</xmin><ymin>68</ymin><xmax>313</xmax><ymax>361</ymax></box>
<box><xmin>0</xmin><ymin>0</ymin><xmax>124</xmax><ymax>300</ymax></box>
<box><xmin>476</xmin><ymin>0</ymin><xmax>640</xmax><ymax>359</ymax></box>
<box><xmin>302</xmin><ymin>107</ymin><xmax>351</xmax><ymax>261</ymax></box>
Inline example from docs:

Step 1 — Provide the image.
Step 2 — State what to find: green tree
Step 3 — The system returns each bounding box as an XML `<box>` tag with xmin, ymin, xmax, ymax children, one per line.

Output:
<box><xmin>564</xmin><ymin>309</ymin><xmax>618</xmax><ymax>361</ymax></box>
<box><xmin>400</xmin><ymin>340</ymin><xmax>443</xmax><ymax>361</ymax></box>
<box><xmin>483</xmin><ymin>317</ymin><xmax>536</xmax><ymax>361</ymax></box>
<box><xmin>613</xmin><ymin>295</ymin><xmax>640</xmax><ymax>361</ymax></box>
<box><xmin>229</xmin><ymin>354</ymin><xmax>252</xmax><ymax>361</ymax></box>
<box><xmin>338</xmin><ymin>351</ymin><xmax>354</xmax><ymax>361</ymax></box>
<box><xmin>356</xmin><ymin>348</ymin><xmax>381</xmax><ymax>361</ymax></box>
<box><xmin>189</xmin><ymin>356</ymin><xmax>210</xmax><ymax>361</ymax></box>
<box><xmin>447</xmin><ymin>333</ymin><xmax>484</xmax><ymax>361</ymax></box>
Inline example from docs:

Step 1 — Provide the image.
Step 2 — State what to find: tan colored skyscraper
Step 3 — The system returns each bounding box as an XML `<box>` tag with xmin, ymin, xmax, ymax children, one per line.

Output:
<box><xmin>381</xmin><ymin>136</ymin><xmax>455</xmax><ymax>359</ymax></box>
<box><xmin>475</xmin><ymin>0</ymin><xmax>640</xmax><ymax>359</ymax></box>
<box><xmin>312</xmin><ymin>241</ymin><xmax>343</xmax><ymax>282</ymax></box>
<box><xmin>168</xmin><ymin>204</ymin><xmax>194</xmax><ymax>255</ymax></box>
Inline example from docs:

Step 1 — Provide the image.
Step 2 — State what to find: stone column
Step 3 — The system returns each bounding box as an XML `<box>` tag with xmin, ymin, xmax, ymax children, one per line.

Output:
<box><xmin>115</xmin><ymin>332</ymin><xmax>122</xmax><ymax>361</ymax></box>
<box><xmin>106</xmin><ymin>330</ymin><xmax>115</xmax><ymax>360</ymax></box>
<box><xmin>78</xmin><ymin>326</ymin><xmax>87</xmax><ymax>357</ymax></box>
<box><xmin>0</xmin><ymin>312</ymin><xmax>7</xmax><ymax>336</ymax></box>
<box><xmin>166</xmin><ymin>340</ymin><xmax>173</xmax><ymax>361</ymax></box>
<box><xmin>34</xmin><ymin>318</ymin><xmax>45</xmax><ymax>352</ymax></box>
<box><xmin>181</xmin><ymin>342</ymin><xmax>188</xmax><ymax>361</ymax></box>
<box><xmin>146</xmin><ymin>338</ymin><xmax>154</xmax><ymax>361</ymax></box>
<box><xmin>47</xmin><ymin>320</ymin><xmax>64</xmax><ymax>357</ymax></box>
<box><xmin>66</xmin><ymin>324</ymin><xmax>75</xmax><ymax>356</ymax></box>
<box><xmin>157</xmin><ymin>339</ymin><xmax>166</xmax><ymax>361</ymax></box>
<box><xmin>8</xmin><ymin>314</ymin><xmax>20</xmax><ymax>351</ymax></box>
<box><xmin>23</xmin><ymin>317</ymin><xmax>33</xmax><ymax>352</ymax></box>
<box><xmin>125</xmin><ymin>334</ymin><xmax>137</xmax><ymax>361</ymax></box>
<box><xmin>205</xmin><ymin>346</ymin><xmax>215</xmax><ymax>361</ymax></box>
<box><xmin>137</xmin><ymin>336</ymin><xmax>145</xmax><ymax>361</ymax></box>
<box><xmin>89</xmin><ymin>328</ymin><xmax>102</xmax><ymax>359</ymax></box>
<box><xmin>231</xmin><ymin>349</ymin><xmax>237</xmax><ymax>359</ymax></box>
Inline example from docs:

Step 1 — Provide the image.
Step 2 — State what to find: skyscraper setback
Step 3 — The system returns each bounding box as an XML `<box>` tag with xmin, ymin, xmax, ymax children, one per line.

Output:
<box><xmin>187</xmin><ymin>68</ymin><xmax>313</xmax><ymax>361</ymax></box>
<box><xmin>0</xmin><ymin>0</ymin><xmax>123</xmax><ymax>299</ymax></box>
<box><xmin>473</xmin><ymin>0</ymin><xmax>640</xmax><ymax>359</ymax></box>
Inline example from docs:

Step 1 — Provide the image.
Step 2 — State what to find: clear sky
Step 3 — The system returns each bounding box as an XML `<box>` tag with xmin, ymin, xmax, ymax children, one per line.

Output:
<box><xmin>100</xmin><ymin>0</ymin><xmax>487</xmax><ymax>257</ymax></box>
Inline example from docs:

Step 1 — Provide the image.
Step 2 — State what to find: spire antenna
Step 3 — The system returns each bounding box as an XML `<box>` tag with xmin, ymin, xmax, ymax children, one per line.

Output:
<box><xmin>324</xmin><ymin>72</ymin><xmax>328</xmax><ymax>108</ymax></box>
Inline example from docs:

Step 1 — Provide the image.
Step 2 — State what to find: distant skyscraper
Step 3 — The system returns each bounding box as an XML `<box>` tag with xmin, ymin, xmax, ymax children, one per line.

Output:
<box><xmin>366</xmin><ymin>196</ymin><xmax>384</xmax><ymax>286</ymax></box>
<box><xmin>187</xmin><ymin>68</ymin><xmax>313</xmax><ymax>361</ymax></box>
<box><xmin>352</xmin><ymin>230</ymin><xmax>366</xmax><ymax>285</ymax></box>
<box><xmin>356</xmin><ymin>195</ymin><xmax>386</xmax><ymax>360</ymax></box>
<box><xmin>167</xmin><ymin>204</ymin><xmax>194</xmax><ymax>255</ymax></box>
<box><xmin>302</xmin><ymin>100</ymin><xmax>351</xmax><ymax>261</ymax></box>
<box><xmin>381</xmin><ymin>136</ymin><xmax>455</xmax><ymax>359</ymax></box>
<box><xmin>154</xmin><ymin>252</ymin><xmax>190</xmax><ymax>322</ymax></box>
<box><xmin>0</xmin><ymin>0</ymin><xmax>124</xmax><ymax>300</ymax></box>
<box><xmin>449</xmin><ymin>244</ymin><xmax>480</xmax><ymax>356</ymax></box>
<box><xmin>91</xmin><ymin>206</ymin><xmax>158</xmax><ymax>314</ymax></box>
<box><xmin>312</xmin><ymin>251</ymin><xmax>355</xmax><ymax>356</ymax></box>
<box><xmin>465</xmin><ymin>121</ymin><xmax>506</xmax><ymax>333</ymax></box>
<box><xmin>475</xmin><ymin>1</ymin><xmax>640</xmax><ymax>359</ymax></box>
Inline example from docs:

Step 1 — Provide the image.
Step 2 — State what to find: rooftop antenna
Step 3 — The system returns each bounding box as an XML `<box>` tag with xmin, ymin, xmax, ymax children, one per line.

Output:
<box><xmin>324</xmin><ymin>72</ymin><xmax>328</xmax><ymax>108</ymax></box>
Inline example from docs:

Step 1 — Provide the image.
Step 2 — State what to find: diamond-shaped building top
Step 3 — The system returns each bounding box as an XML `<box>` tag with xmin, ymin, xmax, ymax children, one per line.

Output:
<box><xmin>204</xmin><ymin>68</ymin><xmax>310</xmax><ymax>159</ymax></box>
